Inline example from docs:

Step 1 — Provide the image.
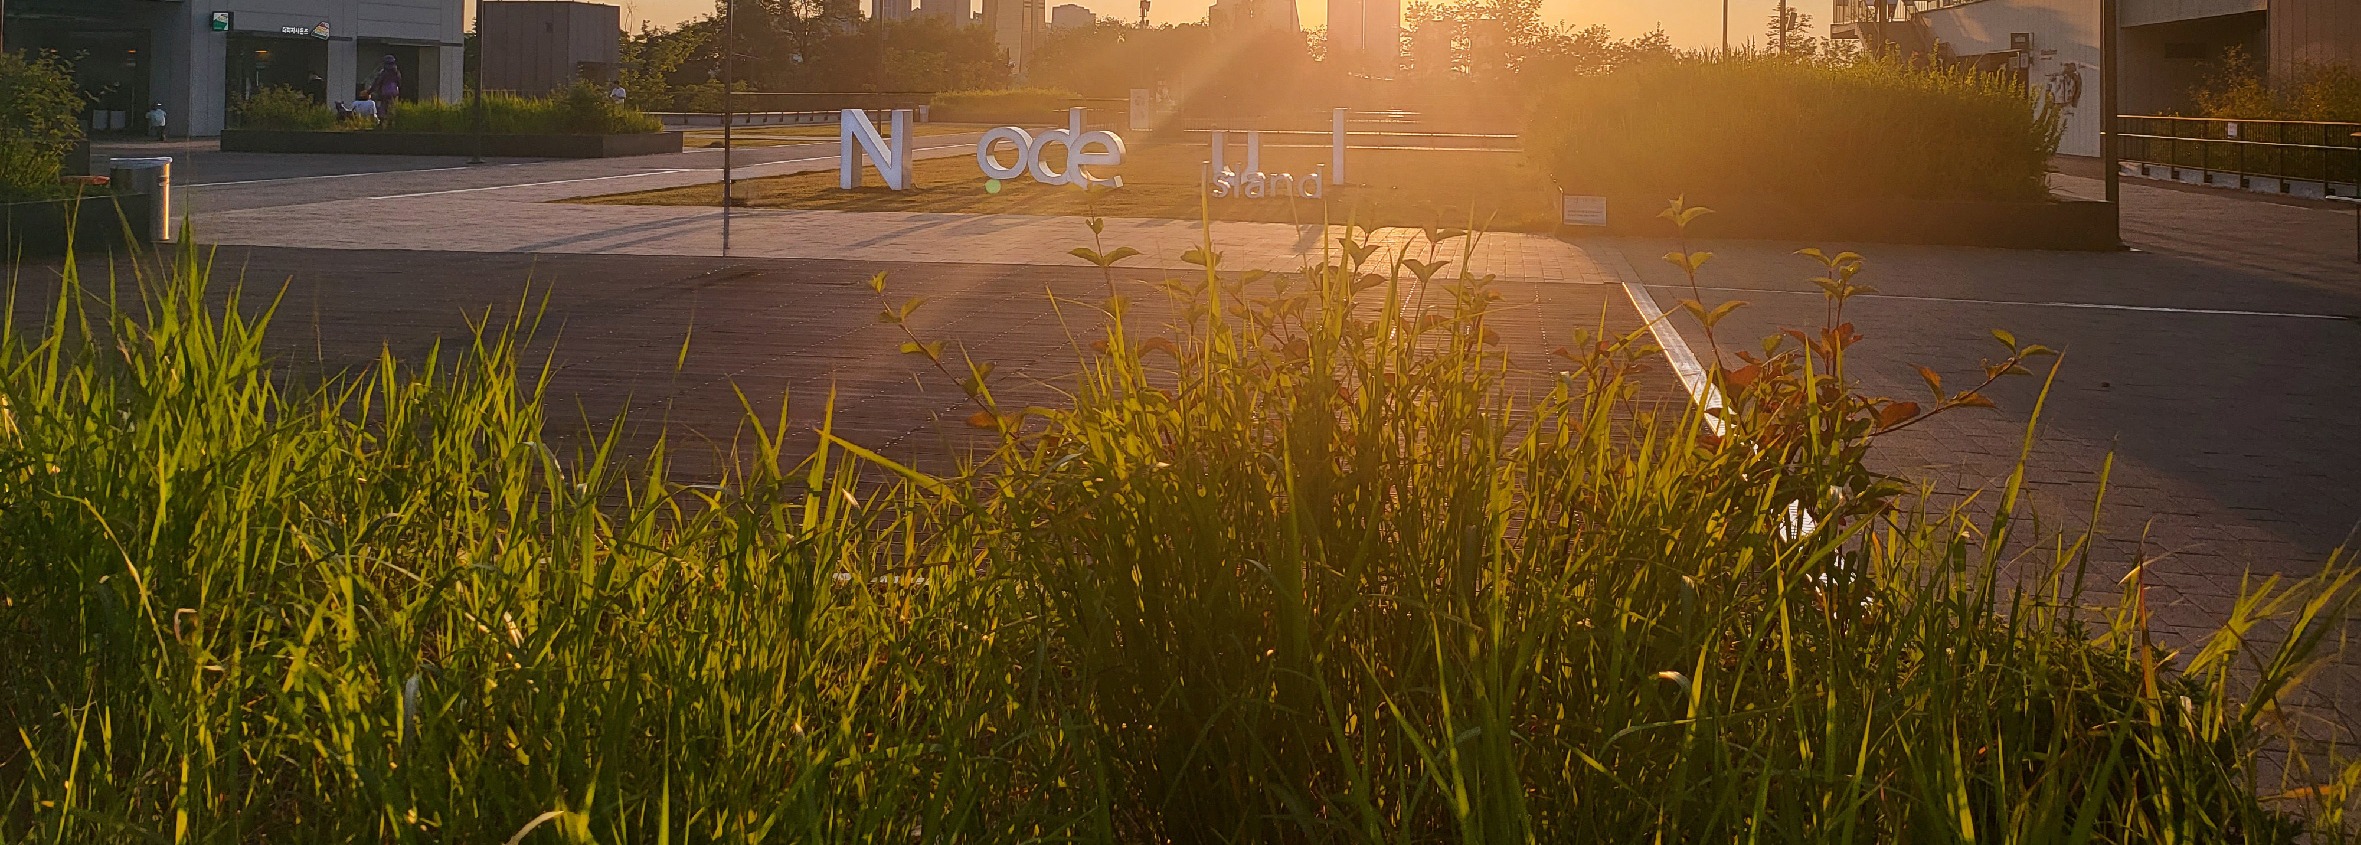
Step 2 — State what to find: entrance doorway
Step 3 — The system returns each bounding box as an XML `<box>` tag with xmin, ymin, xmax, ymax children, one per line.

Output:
<box><xmin>1</xmin><ymin>19</ymin><xmax>152</xmax><ymax>133</ymax></box>
<box><xmin>226</xmin><ymin>34</ymin><xmax>330</xmax><ymax>111</ymax></box>
<box><xmin>355</xmin><ymin>43</ymin><xmax>425</xmax><ymax>105</ymax></box>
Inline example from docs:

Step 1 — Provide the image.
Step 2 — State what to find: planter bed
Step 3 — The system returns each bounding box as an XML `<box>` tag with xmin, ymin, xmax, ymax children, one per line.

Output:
<box><xmin>3</xmin><ymin>193</ymin><xmax>156</xmax><ymax>257</ymax></box>
<box><xmin>220</xmin><ymin>129</ymin><xmax>683</xmax><ymax>158</ymax></box>
<box><xmin>1567</xmin><ymin>193</ymin><xmax>2120</xmax><ymax>251</ymax></box>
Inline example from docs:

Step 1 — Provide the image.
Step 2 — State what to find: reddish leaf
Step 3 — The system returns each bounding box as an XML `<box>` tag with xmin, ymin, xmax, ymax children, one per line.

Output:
<box><xmin>1914</xmin><ymin>365</ymin><xmax>1943</xmax><ymax>396</ymax></box>
<box><xmin>1877</xmin><ymin>401</ymin><xmax>1920</xmax><ymax>429</ymax></box>
<box><xmin>966</xmin><ymin>410</ymin><xmax>1000</xmax><ymax>430</ymax></box>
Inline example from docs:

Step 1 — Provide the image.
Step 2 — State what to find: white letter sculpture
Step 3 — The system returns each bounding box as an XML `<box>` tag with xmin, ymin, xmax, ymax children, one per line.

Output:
<box><xmin>978</xmin><ymin>108</ymin><xmax>1124</xmax><ymax>189</ymax></box>
<box><xmin>841</xmin><ymin>108</ymin><xmax>913</xmax><ymax>190</ymax></box>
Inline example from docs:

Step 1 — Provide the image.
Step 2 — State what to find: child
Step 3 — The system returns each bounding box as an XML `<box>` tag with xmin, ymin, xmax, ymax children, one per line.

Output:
<box><xmin>351</xmin><ymin>87</ymin><xmax>379</xmax><ymax>125</ymax></box>
<box><xmin>145</xmin><ymin>103</ymin><xmax>168</xmax><ymax>141</ymax></box>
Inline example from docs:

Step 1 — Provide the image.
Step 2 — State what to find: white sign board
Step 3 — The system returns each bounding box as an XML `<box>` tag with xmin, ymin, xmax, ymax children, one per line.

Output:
<box><xmin>1561</xmin><ymin>195</ymin><xmax>1608</xmax><ymax>227</ymax></box>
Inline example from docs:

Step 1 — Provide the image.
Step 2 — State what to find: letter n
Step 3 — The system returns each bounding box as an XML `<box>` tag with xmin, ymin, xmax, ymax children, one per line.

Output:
<box><xmin>841</xmin><ymin>109</ymin><xmax>912</xmax><ymax>191</ymax></box>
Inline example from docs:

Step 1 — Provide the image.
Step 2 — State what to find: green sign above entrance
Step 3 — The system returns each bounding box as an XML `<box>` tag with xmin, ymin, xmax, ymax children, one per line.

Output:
<box><xmin>209</xmin><ymin>12</ymin><xmax>233</xmax><ymax>32</ymax></box>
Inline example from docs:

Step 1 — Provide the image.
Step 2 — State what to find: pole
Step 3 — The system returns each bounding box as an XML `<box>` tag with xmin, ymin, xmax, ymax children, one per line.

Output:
<box><xmin>1721</xmin><ymin>0</ymin><xmax>1729</xmax><ymax>56</ymax></box>
<box><xmin>722</xmin><ymin>0</ymin><xmax>735</xmax><ymax>255</ymax></box>
<box><xmin>470</xmin><ymin>22</ymin><xmax>486</xmax><ymax>164</ymax></box>
<box><xmin>2101</xmin><ymin>0</ymin><xmax>2119</xmax><ymax>216</ymax></box>
<box><xmin>1778</xmin><ymin>0</ymin><xmax>1790</xmax><ymax>56</ymax></box>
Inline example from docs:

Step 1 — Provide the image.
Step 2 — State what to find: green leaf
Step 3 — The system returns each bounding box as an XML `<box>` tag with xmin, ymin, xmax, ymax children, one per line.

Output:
<box><xmin>866</xmin><ymin>271</ymin><xmax>888</xmax><ymax>293</ymax></box>
<box><xmin>1991</xmin><ymin>329</ymin><xmax>2017</xmax><ymax>349</ymax></box>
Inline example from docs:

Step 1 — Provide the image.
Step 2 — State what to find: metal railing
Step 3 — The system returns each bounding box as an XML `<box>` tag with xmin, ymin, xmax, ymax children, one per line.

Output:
<box><xmin>2115</xmin><ymin>115</ymin><xmax>2361</xmax><ymax>199</ymax></box>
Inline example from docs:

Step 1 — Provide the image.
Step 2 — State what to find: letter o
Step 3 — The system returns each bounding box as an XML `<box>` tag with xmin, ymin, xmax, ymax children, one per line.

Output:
<box><xmin>977</xmin><ymin>127</ymin><xmax>1033</xmax><ymax>181</ymax></box>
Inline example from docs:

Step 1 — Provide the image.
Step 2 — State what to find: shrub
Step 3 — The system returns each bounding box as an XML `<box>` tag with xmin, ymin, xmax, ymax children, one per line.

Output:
<box><xmin>1528</xmin><ymin>57</ymin><xmax>2061</xmax><ymax>204</ymax></box>
<box><xmin>391</xmin><ymin>82</ymin><xmax>662</xmax><ymax>134</ymax></box>
<box><xmin>928</xmin><ymin>87</ymin><xmax>1080</xmax><ymax>123</ymax></box>
<box><xmin>232</xmin><ymin>85</ymin><xmax>336</xmax><ymax>131</ymax></box>
<box><xmin>0</xmin><ymin>226</ymin><xmax>2354</xmax><ymax>841</ymax></box>
<box><xmin>0</xmin><ymin>51</ymin><xmax>86</xmax><ymax>202</ymax></box>
<box><xmin>2193</xmin><ymin>46</ymin><xmax>2361</xmax><ymax>122</ymax></box>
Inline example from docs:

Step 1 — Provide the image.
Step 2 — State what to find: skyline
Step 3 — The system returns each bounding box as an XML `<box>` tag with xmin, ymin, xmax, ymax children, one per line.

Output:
<box><xmin>468</xmin><ymin>0</ymin><xmax>1799</xmax><ymax>49</ymax></box>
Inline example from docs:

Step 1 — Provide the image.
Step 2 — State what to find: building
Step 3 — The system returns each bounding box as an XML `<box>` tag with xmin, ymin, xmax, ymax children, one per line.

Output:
<box><xmin>1207</xmin><ymin>0</ymin><xmax>1299</xmax><ymax>35</ymax></box>
<box><xmin>875</xmin><ymin>0</ymin><xmax>918</xmax><ymax>21</ymax></box>
<box><xmin>1406</xmin><ymin>17</ymin><xmax>1451</xmax><ymax>76</ymax></box>
<box><xmin>1050</xmin><ymin>3</ymin><xmax>1095</xmax><ymax>29</ymax></box>
<box><xmin>1835</xmin><ymin>0</ymin><xmax>2361</xmax><ymax>127</ymax></box>
<box><xmin>1327</xmin><ymin>0</ymin><xmax>1400</xmax><ymax>75</ymax></box>
<box><xmin>3</xmin><ymin>0</ymin><xmax>464</xmax><ymax>137</ymax></box>
<box><xmin>981</xmin><ymin>0</ymin><xmax>1045</xmax><ymax>72</ymax></box>
<box><xmin>918</xmin><ymin>0</ymin><xmax>972</xmax><ymax>21</ymax></box>
<box><xmin>479</xmin><ymin>1</ymin><xmax>621</xmax><ymax>97</ymax></box>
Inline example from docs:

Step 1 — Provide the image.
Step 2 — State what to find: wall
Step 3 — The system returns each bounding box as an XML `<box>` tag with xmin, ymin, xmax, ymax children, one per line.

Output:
<box><xmin>481</xmin><ymin>2</ymin><xmax>621</xmax><ymax>97</ymax></box>
<box><xmin>1922</xmin><ymin>0</ymin><xmax>2102</xmax><ymax>157</ymax></box>
<box><xmin>2119</xmin><ymin>11</ymin><xmax>2265</xmax><ymax>114</ymax></box>
<box><xmin>2119</xmin><ymin>0</ymin><xmax>2263</xmax><ymax>29</ymax></box>
<box><xmin>2271</xmin><ymin>0</ymin><xmax>2361</xmax><ymax>77</ymax></box>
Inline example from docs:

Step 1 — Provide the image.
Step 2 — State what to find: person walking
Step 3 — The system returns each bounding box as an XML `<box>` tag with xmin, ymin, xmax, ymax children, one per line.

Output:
<box><xmin>145</xmin><ymin>103</ymin><xmax>168</xmax><ymax>141</ymax></box>
<box><xmin>367</xmin><ymin>56</ymin><xmax>403</xmax><ymax>126</ymax></box>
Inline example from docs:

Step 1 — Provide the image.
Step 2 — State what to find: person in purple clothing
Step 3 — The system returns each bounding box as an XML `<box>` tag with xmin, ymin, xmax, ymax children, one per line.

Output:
<box><xmin>367</xmin><ymin>56</ymin><xmax>402</xmax><ymax>126</ymax></box>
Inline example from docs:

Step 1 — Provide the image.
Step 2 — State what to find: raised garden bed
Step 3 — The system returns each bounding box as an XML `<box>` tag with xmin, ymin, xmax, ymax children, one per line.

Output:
<box><xmin>1564</xmin><ymin>193</ymin><xmax>2121</xmax><ymax>251</ymax></box>
<box><xmin>2</xmin><ymin>193</ymin><xmax>156</xmax><ymax>257</ymax></box>
<box><xmin>220</xmin><ymin>130</ymin><xmax>684</xmax><ymax>158</ymax></box>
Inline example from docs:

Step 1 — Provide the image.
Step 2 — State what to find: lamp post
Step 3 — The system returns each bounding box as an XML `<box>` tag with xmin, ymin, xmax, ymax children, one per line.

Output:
<box><xmin>1721</xmin><ymin>0</ymin><xmax>1728</xmax><ymax>56</ymax></box>
<box><xmin>721</xmin><ymin>0</ymin><xmax>735</xmax><ymax>255</ymax></box>
<box><xmin>470</xmin><ymin>18</ymin><xmax>486</xmax><ymax>164</ymax></box>
<box><xmin>2100</xmin><ymin>0</ymin><xmax>2117</xmax><ymax>208</ymax></box>
<box><xmin>1778</xmin><ymin>0</ymin><xmax>1790</xmax><ymax>56</ymax></box>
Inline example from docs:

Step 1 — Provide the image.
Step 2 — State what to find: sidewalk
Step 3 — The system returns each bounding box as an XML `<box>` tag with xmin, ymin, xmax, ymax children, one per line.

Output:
<box><xmin>180</xmin><ymin>140</ymin><xmax>1608</xmax><ymax>285</ymax></box>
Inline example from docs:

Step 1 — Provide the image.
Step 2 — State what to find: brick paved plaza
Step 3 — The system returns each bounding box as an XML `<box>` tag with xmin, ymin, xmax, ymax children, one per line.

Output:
<box><xmin>48</xmin><ymin>137</ymin><xmax>2361</xmax><ymax>727</ymax></box>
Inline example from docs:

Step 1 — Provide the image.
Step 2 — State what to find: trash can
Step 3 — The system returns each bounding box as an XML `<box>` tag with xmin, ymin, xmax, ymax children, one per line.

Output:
<box><xmin>107</xmin><ymin>157</ymin><xmax>172</xmax><ymax>243</ymax></box>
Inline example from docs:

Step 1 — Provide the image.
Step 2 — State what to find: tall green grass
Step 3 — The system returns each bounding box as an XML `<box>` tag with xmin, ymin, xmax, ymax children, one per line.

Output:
<box><xmin>393</xmin><ymin>84</ymin><xmax>663</xmax><ymax>135</ymax></box>
<box><xmin>0</xmin><ymin>228</ymin><xmax>2354</xmax><ymax>842</ymax></box>
<box><xmin>1528</xmin><ymin>58</ymin><xmax>2062</xmax><ymax>203</ymax></box>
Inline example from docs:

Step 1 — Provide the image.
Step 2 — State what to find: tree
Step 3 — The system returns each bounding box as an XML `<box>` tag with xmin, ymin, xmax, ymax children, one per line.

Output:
<box><xmin>1764</xmin><ymin>4</ymin><xmax>1819</xmax><ymax>57</ymax></box>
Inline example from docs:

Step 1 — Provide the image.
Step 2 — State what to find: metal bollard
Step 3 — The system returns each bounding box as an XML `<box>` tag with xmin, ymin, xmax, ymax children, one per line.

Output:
<box><xmin>107</xmin><ymin>157</ymin><xmax>173</xmax><ymax>243</ymax></box>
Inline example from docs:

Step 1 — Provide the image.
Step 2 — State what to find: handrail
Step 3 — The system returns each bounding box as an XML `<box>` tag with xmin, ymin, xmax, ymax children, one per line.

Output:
<box><xmin>2114</xmin><ymin>113</ymin><xmax>2361</xmax><ymax>198</ymax></box>
<box><xmin>2116</xmin><ymin>134</ymin><xmax>2356</xmax><ymax>154</ymax></box>
<box><xmin>2118</xmin><ymin>114</ymin><xmax>2361</xmax><ymax>128</ymax></box>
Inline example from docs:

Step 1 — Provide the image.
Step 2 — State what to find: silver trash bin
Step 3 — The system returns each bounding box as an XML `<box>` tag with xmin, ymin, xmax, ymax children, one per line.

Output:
<box><xmin>107</xmin><ymin>157</ymin><xmax>173</xmax><ymax>243</ymax></box>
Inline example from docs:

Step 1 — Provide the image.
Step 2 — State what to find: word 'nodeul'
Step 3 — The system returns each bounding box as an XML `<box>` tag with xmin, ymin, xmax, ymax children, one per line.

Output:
<box><xmin>840</xmin><ymin>108</ymin><xmax>1123</xmax><ymax>191</ymax></box>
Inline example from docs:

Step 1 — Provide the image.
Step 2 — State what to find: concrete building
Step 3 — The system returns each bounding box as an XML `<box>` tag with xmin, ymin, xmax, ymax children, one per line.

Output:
<box><xmin>1326</xmin><ymin>0</ymin><xmax>1400</xmax><ymax>75</ymax></box>
<box><xmin>981</xmin><ymin>0</ymin><xmax>1044</xmax><ymax>72</ymax></box>
<box><xmin>1050</xmin><ymin>3</ymin><xmax>1094</xmax><ymax>29</ymax></box>
<box><xmin>1406</xmin><ymin>17</ymin><xmax>1450</xmax><ymax>75</ymax></box>
<box><xmin>1207</xmin><ymin>0</ymin><xmax>1297</xmax><ymax>34</ymax></box>
<box><xmin>4</xmin><ymin>0</ymin><xmax>464</xmax><ymax>137</ymax></box>
<box><xmin>479</xmin><ymin>1</ymin><xmax>620</xmax><ymax>97</ymax></box>
<box><xmin>917</xmin><ymin>0</ymin><xmax>971</xmax><ymax>20</ymax></box>
<box><xmin>1835</xmin><ymin>0</ymin><xmax>2361</xmax><ymax>118</ymax></box>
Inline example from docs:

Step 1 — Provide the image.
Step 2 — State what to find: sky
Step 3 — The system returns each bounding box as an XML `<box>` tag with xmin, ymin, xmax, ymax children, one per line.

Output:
<box><xmin>469</xmin><ymin>0</ymin><xmax>1797</xmax><ymax>50</ymax></box>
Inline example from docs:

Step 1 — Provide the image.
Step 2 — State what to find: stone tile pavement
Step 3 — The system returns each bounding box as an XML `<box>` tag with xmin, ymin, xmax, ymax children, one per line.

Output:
<box><xmin>1589</xmin><ymin>171</ymin><xmax>2361</xmax><ymax>741</ymax></box>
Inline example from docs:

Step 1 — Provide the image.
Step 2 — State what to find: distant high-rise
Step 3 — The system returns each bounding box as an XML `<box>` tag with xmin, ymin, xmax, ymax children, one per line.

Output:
<box><xmin>918</xmin><ymin>0</ymin><xmax>970</xmax><ymax>20</ymax></box>
<box><xmin>1207</xmin><ymin>0</ymin><xmax>1298</xmax><ymax>34</ymax></box>
<box><xmin>1326</xmin><ymin>0</ymin><xmax>1400</xmax><ymax>75</ymax></box>
<box><xmin>982</xmin><ymin>0</ymin><xmax>1047</xmax><ymax>72</ymax></box>
<box><xmin>875</xmin><ymin>0</ymin><xmax>916</xmax><ymax>21</ymax></box>
<box><xmin>1051</xmin><ymin>3</ymin><xmax>1095</xmax><ymax>29</ymax></box>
